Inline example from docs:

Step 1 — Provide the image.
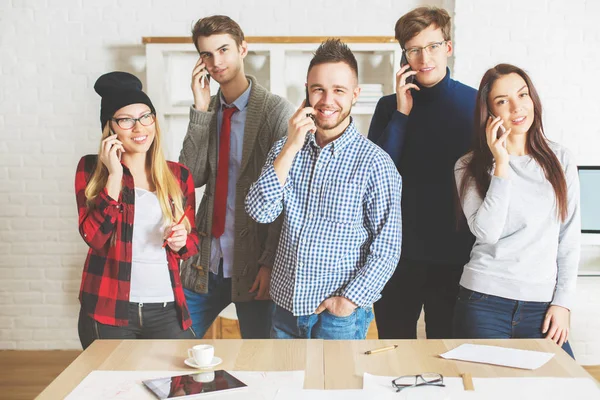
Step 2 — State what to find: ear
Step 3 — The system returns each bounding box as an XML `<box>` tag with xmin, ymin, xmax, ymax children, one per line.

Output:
<box><xmin>239</xmin><ymin>40</ymin><xmax>249</xmax><ymax>59</ymax></box>
<box><xmin>352</xmin><ymin>85</ymin><xmax>361</xmax><ymax>106</ymax></box>
<box><xmin>446</xmin><ymin>40</ymin><xmax>453</xmax><ymax>58</ymax></box>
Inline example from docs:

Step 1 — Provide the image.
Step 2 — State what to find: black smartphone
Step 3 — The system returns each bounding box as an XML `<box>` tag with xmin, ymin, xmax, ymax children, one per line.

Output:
<box><xmin>305</xmin><ymin>86</ymin><xmax>315</xmax><ymax>123</ymax></box>
<box><xmin>488</xmin><ymin>111</ymin><xmax>506</xmax><ymax>138</ymax></box>
<box><xmin>109</xmin><ymin>130</ymin><xmax>123</xmax><ymax>160</ymax></box>
<box><xmin>400</xmin><ymin>52</ymin><xmax>415</xmax><ymax>85</ymax></box>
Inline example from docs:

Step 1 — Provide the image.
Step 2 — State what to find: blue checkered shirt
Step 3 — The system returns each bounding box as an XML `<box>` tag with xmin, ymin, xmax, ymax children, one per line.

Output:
<box><xmin>245</xmin><ymin>120</ymin><xmax>402</xmax><ymax>316</ymax></box>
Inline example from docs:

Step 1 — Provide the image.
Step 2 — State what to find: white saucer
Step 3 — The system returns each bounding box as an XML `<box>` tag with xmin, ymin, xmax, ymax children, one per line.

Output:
<box><xmin>184</xmin><ymin>356</ymin><xmax>222</xmax><ymax>369</ymax></box>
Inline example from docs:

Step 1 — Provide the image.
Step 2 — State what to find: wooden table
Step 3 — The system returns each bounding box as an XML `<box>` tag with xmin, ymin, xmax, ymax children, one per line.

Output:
<box><xmin>323</xmin><ymin>339</ymin><xmax>595</xmax><ymax>389</ymax></box>
<box><xmin>36</xmin><ymin>339</ymin><xmax>324</xmax><ymax>399</ymax></box>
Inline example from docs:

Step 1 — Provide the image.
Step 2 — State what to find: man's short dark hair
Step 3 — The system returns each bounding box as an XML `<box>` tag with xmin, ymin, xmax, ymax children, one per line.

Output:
<box><xmin>191</xmin><ymin>15</ymin><xmax>245</xmax><ymax>54</ymax></box>
<box><xmin>307</xmin><ymin>39</ymin><xmax>358</xmax><ymax>79</ymax></box>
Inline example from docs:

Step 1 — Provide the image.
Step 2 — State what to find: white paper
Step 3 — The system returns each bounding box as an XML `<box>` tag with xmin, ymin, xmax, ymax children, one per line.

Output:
<box><xmin>439</xmin><ymin>343</ymin><xmax>555</xmax><ymax>370</ymax></box>
<box><xmin>65</xmin><ymin>370</ymin><xmax>305</xmax><ymax>400</ymax></box>
<box><xmin>273</xmin><ymin>389</ymin><xmax>390</xmax><ymax>400</ymax></box>
<box><xmin>363</xmin><ymin>373</ymin><xmax>600</xmax><ymax>400</ymax></box>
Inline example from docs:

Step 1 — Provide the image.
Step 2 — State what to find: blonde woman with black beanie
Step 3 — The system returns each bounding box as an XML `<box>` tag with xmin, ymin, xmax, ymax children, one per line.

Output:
<box><xmin>75</xmin><ymin>71</ymin><xmax>199</xmax><ymax>349</ymax></box>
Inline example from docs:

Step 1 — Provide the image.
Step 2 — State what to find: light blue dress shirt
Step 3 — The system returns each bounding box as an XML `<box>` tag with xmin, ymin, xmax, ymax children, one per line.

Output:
<box><xmin>210</xmin><ymin>80</ymin><xmax>252</xmax><ymax>277</ymax></box>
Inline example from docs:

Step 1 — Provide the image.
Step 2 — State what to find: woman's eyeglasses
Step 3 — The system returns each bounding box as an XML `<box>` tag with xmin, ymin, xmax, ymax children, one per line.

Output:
<box><xmin>111</xmin><ymin>113</ymin><xmax>155</xmax><ymax>130</ymax></box>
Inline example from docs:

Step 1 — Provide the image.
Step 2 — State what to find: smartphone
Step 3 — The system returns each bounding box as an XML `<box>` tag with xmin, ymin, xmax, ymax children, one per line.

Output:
<box><xmin>400</xmin><ymin>52</ymin><xmax>415</xmax><ymax>85</ymax></box>
<box><xmin>488</xmin><ymin>111</ymin><xmax>506</xmax><ymax>138</ymax></box>
<box><xmin>305</xmin><ymin>86</ymin><xmax>315</xmax><ymax>122</ymax></box>
<box><xmin>200</xmin><ymin>70</ymin><xmax>210</xmax><ymax>89</ymax></box>
<box><xmin>109</xmin><ymin>129</ymin><xmax>122</xmax><ymax>160</ymax></box>
<box><xmin>303</xmin><ymin>86</ymin><xmax>316</xmax><ymax>135</ymax></box>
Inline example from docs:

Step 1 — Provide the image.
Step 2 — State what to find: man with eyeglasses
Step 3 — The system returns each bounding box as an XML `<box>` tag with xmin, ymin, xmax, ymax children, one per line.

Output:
<box><xmin>368</xmin><ymin>6</ymin><xmax>476</xmax><ymax>340</ymax></box>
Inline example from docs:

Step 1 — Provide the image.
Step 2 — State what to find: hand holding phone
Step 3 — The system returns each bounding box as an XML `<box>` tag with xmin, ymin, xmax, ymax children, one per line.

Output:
<box><xmin>191</xmin><ymin>57</ymin><xmax>211</xmax><ymax>112</ymax></box>
<box><xmin>109</xmin><ymin>130</ymin><xmax>123</xmax><ymax>161</ymax></box>
<box><xmin>400</xmin><ymin>52</ymin><xmax>415</xmax><ymax>85</ymax></box>
<box><xmin>286</xmin><ymin>99</ymin><xmax>316</xmax><ymax>153</ymax></box>
<box><xmin>485</xmin><ymin>112</ymin><xmax>511</xmax><ymax>168</ymax></box>
<box><xmin>305</xmin><ymin>87</ymin><xmax>315</xmax><ymax>122</ymax></box>
<box><xmin>488</xmin><ymin>111</ymin><xmax>506</xmax><ymax>138</ymax></box>
<box><xmin>100</xmin><ymin>133</ymin><xmax>124</xmax><ymax>176</ymax></box>
<box><xmin>396</xmin><ymin>53</ymin><xmax>420</xmax><ymax>116</ymax></box>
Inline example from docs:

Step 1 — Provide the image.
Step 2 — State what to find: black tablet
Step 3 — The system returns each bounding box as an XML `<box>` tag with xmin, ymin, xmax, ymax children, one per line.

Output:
<box><xmin>143</xmin><ymin>370</ymin><xmax>247</xmax><ymax>399</ymax></box>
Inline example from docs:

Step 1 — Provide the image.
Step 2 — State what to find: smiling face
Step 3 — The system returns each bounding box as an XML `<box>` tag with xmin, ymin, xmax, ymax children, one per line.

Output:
<box><xmin>306</xmin><ymin>61</ymin><xmax>360</xmax><ymax>134</ymax></box>
<box><xmin>488</xmin><ymin>73</ymin><xmax>535</xmax><ymax>136</ymax></box>
<box><xmin>404</xmin><ymin>25</ymin><xmax>452</xmax><ymax>88</ymax></box>
<box><xmin>110</xmin><ymin>103</ymin><xmax>156</xmax><ymax>154</ymax></box>
<box><xmin>195</xmin><ymin>33</ymin><xmax>247</xmax><ymax>85</ymax></box>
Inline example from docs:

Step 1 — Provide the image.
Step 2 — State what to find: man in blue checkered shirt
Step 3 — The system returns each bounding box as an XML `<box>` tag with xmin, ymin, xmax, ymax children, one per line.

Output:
<box><xmin>245</xmin><ymin>39</ymin><xmax>402</xmax><ymax>339</ymax></box>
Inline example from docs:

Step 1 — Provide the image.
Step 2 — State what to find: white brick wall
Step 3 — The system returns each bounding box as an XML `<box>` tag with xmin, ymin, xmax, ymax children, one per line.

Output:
<box><xmin>453</xmin><ymin>0</ymin><xmax>600</xmax><ymax>164</ymax></box>
<box><xmin>1</xmin><ymin>0</ymin><xmax>599</xmax><ymax>364</ymax></box>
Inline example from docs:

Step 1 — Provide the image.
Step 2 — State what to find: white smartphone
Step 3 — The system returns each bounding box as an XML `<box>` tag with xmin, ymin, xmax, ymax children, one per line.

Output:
<box><xmin>488</xmin><ymin>111</ymin><xmax>506</xmax><ymax>138</ymax></box>
<box><xmin>200</xmin><ymin>70</ymin><xmax>210</xmax><ymax>89</ymax></box>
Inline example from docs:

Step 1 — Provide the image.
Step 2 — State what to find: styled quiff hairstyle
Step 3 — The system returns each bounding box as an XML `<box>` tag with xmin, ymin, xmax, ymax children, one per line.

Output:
<box><xmin>307</xmin><ymin>38</ymin><xmax>358</xmax><ymax>79</ymax></box>
<box><xmin>191</xmin><ymin>15</ymin><xmax>245</xmax><ymax>53</ymax></box>
<box><xmin>395</xmin><ymin>7</ymin><xmax>451</xmax><ymax>49</ymax></box>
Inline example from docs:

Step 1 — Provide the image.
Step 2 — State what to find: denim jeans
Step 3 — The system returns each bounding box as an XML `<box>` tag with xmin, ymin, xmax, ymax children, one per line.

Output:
<box><xmin>184</xmin><ymin>266</ymin><xmax>273</xmax><ymax>339</ymax></box>
<box><xmin>271</xmin><ymin>303</ymin><xmax>374</xmax><ymax>339</ymax></box>
<box><xmin>453</xmin><ymin>286</ymin><xmax>574</xmax><ymax>358</ymax></box>
<box><xmin>78</xmin><ymin>302</ymin><xmax>195</xmax><ymax>350</ymax></box>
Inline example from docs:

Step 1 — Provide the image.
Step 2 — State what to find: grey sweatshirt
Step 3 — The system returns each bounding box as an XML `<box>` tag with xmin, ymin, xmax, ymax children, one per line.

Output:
<box><xmin>454</xmin><ymin>142</ymin><xmax>581</xmax><ymax>310</ymax></box>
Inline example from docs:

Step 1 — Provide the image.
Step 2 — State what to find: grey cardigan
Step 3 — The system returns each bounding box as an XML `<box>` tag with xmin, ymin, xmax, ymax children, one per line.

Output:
<box><xmin>179</xmin><ymin>76</ymin><xmax>294</xmax><ymax>302</ymax></box>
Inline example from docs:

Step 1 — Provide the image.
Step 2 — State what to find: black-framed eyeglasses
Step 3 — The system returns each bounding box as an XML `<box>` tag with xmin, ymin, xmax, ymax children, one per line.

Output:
<box><xmin>111</xmin><ymin>112</ymin><xmax>155</xmax><ymax>130</ymax></box>
<box><xmin>403</xmin><ymin>41</ymin><xmax>447</xmax><ymax>61</ymax></box>
<box><xmin>391</xmin><ymin>373</ymin><xmax>445</xmax><ymax>392</ymax></box>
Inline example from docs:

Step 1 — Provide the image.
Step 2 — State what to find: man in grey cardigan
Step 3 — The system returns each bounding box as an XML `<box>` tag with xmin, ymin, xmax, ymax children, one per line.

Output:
<box><xmin>179</xmin><ymin>15</ymin><xmax>294</xmax><ymax>338</ymax></box>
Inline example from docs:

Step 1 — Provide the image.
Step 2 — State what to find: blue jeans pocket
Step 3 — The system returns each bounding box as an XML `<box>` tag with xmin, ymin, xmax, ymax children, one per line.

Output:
<box><xmin>323</xmin><ymin>309</ymin><xmax>357</xmax><ymax>323</ymax></box>
<box><xmin>317</xmin><ymin>307</ymin><xmax>372</xmax><ymax>339</ymax></box>
<box><xmin>457</xmin><ymin>286</ymin><xmax>488</xmax><ymax>303</ymax></box>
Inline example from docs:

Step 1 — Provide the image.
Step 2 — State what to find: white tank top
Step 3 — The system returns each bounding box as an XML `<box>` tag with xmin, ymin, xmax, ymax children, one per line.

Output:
<box><xmin>129</xmin><ymin>188</ymin><xmax>174</xmax><ymax>303</ymax></box>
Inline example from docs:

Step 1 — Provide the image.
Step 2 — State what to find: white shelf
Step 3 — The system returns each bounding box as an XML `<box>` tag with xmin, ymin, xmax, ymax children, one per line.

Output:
<box><xmin>146</xmin><ymin>37</ymin><xmax>401</xmax><ymax>160</ymax></box>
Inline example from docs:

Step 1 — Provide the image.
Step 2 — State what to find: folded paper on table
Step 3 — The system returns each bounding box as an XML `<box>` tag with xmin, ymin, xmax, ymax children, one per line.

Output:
<box><xmin>440</xmin><ymin>343</ymin><xmax>555</xmax><ymax>370</ymax></box>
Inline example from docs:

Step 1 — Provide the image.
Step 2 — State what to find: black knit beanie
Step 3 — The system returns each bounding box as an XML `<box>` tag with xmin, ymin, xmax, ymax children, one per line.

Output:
<box><xmin>94</xmin><ymin>71</ymin><xmax>156</xmax><ymax>129</ymax></box>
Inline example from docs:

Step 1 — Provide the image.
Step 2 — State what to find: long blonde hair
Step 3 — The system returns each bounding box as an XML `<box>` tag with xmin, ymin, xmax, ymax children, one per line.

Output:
<box><xmin>84</xmin><ymin>118</ymin><xmax>191</xmax><ymax>232</ymax></box>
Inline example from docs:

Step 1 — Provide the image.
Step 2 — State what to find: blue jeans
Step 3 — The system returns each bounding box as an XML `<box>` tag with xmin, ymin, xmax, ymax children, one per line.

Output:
<box><xmin>271</xmin><ymin>303</ymin><xmax>374</xmax><ymax>339</ymax></box>
<box><xmin>453</xmin><ymin>286</ymin><xmax>574</xmax><ymax>358</ymax></box>
<box><xmin>183</xmin><ymin>266</ymin><xmax>273</xmax><ymax>339</ymax></box>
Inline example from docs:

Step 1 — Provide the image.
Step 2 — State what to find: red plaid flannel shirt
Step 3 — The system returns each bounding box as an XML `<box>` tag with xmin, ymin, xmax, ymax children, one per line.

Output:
<box><xmin>75</xmin><ymin>155</ymin><xmax>199</xmax><ymax>328</ymax></box>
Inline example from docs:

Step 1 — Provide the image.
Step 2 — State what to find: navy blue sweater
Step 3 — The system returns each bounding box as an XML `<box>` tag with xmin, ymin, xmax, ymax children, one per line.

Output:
<box><xmin>368</xmin><ymin>68</ymin><xmax>476</xmax><ymax>265</ymax></box>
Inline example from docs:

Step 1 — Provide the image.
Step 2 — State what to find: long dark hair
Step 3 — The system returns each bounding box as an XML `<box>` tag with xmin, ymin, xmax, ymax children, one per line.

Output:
<box><xmin>457</xmin><ymin>64</ymin><xmax>568</xmax><ymax>221</ymax></box>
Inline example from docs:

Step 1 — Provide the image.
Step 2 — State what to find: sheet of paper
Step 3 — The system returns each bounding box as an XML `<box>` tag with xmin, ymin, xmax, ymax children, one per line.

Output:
<box><xmin>65</xmin><ymin>370</ymin><xmax>305</xmax><ymax>400</ymax></box>
<box><xmin>439</xmin><ymin>343</ymin><xmax>555</xmax><ymax>369</ymax></box>
<box><xmin>363</xmin><ymin>373</ymin><xmax>600</xmax><ymax>400</ymax></box>
<box><xmin>273</xmin><ymin>389</ymin><xmax>394</xmax><ymax>400</ymax></box>
<box><xmin>363</xmin><ymin>373</ymin><xmax>465</xmax><ymax>399</ymax></box>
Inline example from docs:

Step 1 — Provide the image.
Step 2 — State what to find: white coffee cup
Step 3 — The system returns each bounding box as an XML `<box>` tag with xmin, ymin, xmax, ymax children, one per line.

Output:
<box><xmin>187</xmin><ymin>344</ymin><xmax>214</xmax><ymax>366</ymax></box>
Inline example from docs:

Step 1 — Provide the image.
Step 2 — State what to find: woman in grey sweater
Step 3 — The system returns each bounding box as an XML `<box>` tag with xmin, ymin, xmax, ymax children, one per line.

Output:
<box><xmin>454</xmin><ymin>64</ymin><xmax>580</xmax><ymax>358</ymax></box>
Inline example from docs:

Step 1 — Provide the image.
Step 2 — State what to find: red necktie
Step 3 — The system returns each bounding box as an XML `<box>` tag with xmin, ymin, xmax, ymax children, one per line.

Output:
<box><xmin>212</xmin><ymin>106</ymin><xmax>237</xmax><ymax>238</ymax></box>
